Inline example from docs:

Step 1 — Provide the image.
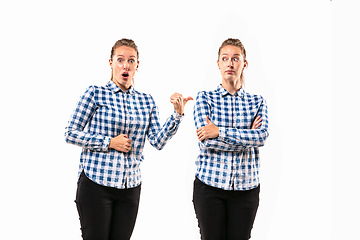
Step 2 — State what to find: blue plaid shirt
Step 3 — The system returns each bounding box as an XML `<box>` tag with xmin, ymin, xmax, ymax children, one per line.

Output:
<box><xmin>65</xmin><ymin>81</ymin><xmax>183</xmax><ymax>189</ymax></box>
<box><xmin>193</xmin><ymin>85</ymin><xmax>269</xmax><ymax>191</ymax></box>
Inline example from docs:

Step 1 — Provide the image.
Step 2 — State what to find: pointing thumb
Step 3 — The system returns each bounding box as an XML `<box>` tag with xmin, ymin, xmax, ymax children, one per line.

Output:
<box><xmin>184</xmin><ymin>96</ymin><xmax>194</xmax><ymax>104</ymax></box>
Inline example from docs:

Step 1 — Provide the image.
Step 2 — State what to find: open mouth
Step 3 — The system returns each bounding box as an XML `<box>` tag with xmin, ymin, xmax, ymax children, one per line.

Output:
<box><xmin>122</xmin><ymin>73</ymin><xmax>129</xmax><ymax>78</ymax></box>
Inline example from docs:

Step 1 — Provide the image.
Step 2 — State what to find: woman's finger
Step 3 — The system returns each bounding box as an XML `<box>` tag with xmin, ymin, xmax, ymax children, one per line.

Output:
<box><xmin>251</xmin><ymin>116</ymin><xmax>262</xmax><ymax>129</ymax></box>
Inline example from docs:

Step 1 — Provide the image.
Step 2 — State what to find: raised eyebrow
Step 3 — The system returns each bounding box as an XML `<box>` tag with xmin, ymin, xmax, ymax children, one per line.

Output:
<box><xmin>220</xmin><ymin>54</ymin><xmax>240</xmax><ymax>57</ymax></box>
<box><xmin>116</xmin><ymin>55</ymin><xmax>136</xmax><ymax>58</ymax></box>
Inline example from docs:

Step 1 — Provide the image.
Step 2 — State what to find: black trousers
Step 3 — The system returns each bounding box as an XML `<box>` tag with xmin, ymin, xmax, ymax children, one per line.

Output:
<box><xmin>75</xmin><ymin>171</ymin><xmax>141</xmax><ymax>240</ymax></box>
<box><xmin>193</xmin><ymin>178</ymin><xmax>260</xmax><ymax>240</ymax></box>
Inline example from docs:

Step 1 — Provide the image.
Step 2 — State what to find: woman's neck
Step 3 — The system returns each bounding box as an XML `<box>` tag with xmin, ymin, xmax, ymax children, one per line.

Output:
<box><xmin>222</xmin><ymin>79</ymin><xmax>241</xmax><ymax>95</ymax></box>
<box><xmin>112</xmin><ymin>79</ymin><xmax>132</xmax><ymax>92</ymax></box>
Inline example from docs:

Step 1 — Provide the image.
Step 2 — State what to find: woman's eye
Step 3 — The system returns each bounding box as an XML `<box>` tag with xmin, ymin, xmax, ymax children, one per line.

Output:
<box><xmin>233</xmin><ymin>58</ymin><xmax>239</xmax><ymax>62</ymax></box>
<box><xmin>222</xmin><ymin>57</ymin><xmax>228</xmax><ymax>61</ymax></box>
<box><xmin>129</xmin><ymin>59</ymin><xmax>135</xmax><ymax>64</ymax></box>
<box><xmin>117</xmin><ymin>58</ymin><xmax>123</xmax><ymax>62</ymax></box>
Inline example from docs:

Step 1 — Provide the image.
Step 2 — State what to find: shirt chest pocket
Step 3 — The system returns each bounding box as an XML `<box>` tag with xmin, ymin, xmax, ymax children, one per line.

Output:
<box><xmin>235</xmin><ymin>113</ymin><xmax>254</xmax><ymax>129</ymax></box>
<box><xmin>129</xmin><ymin>106</ymin><xmax>150</xmax><ymax>130</ymax></box>
<box><xmin>234</xmin><ymin>106</ymin><xmax>260</xmax><ymax>129</ymax></box>
<box><xmin>92</xmin><ymin>106</ymin><xmax>125</xmax><ymax>136</ymax></box>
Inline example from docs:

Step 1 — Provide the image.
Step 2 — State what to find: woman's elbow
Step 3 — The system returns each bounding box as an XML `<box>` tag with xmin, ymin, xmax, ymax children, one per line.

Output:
<box><xmin>154</xmin><ymin>144</ymin><xmax>165</xmax><ymax>151</ymax></box>
<box><xmin>64</xmin><ymin>131</ymin><xmax>71</xmax><ymax>143</ymax></box>
<box><xmin>257</xmin><ymin>130</ymin><xmax>269</xmax><ymax>147</ymax></box>
<box><xmin>150</xmin><ymin>140</ymin><xmax>167</xmax><ymax>151</ymax></box>
<box><xmin>64</xmin><ymin>130</ymin><xmax>77</xmax><ymax>145</ymax></box>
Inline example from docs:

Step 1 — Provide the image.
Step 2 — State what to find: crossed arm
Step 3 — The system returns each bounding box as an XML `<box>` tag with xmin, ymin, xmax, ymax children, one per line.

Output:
<box><xmin>194</xmin><ymin>93</ymin><xmax>269</xmax><ymax>151</ymax></box>
<box><xmin>196</xmin><ymin>115</ymin><xmax>262</xmax><ymax>141</ymax></box>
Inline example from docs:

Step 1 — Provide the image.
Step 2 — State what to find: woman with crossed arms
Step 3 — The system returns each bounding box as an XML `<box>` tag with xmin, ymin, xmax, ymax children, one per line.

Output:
<box><xmin>193</xmin><ymin>38</ymin><xmax>269</xmax><ymax>240</ymax></box>
<box><xmin>65</xmin><ymin>38</ymin><xmax>192</xmax><ymax>240</ymax></box>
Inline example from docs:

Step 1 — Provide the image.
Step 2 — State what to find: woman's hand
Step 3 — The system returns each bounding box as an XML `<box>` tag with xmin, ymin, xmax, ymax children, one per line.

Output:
<box><xmin>251</xmin><ymin>116</ymin><xmax>262</xmax><ymax>129</ymax></box>
<box><xmin>108</xmin><ymin>134</ymin><xmax>132</xmax><ymax>152</ymax></box>
<box><xmin>196</xmin><ymin>116</ymin><xmax>219</xmax><ymax>141</ymax></box>
<box><xmin>170</xmin><ymin>93</ymin><xmax>193</xmax><ymax>115</ymax></box>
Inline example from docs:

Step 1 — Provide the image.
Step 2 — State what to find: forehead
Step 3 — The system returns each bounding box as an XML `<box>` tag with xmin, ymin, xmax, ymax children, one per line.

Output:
<box><xmin>114</xmin><ymin>46</ymin><xmax>137</xmax><ymax>57</ymax></box>
<box><xmin>220</xmin><ymin>45</ymin><xmax>243</xmax><ymax>56</ymax></box>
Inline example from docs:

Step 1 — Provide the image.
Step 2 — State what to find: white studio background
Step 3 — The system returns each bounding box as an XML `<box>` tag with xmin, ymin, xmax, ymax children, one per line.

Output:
<box><xmin>0</xmin><ymin>1</ymin><xmax>356</xmax><ymax>239</ymax></box>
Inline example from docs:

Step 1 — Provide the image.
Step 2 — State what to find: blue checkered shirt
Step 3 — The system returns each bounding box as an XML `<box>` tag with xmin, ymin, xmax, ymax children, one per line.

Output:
<box><xmin>193</xmin><ymin>85</ymin><xmax>269</xmax><ymax>191</ymax></box>
<box><xmin>65</xmin><ymin>81</ymin><xmax>183</xmax><ymax>189</ymax></box>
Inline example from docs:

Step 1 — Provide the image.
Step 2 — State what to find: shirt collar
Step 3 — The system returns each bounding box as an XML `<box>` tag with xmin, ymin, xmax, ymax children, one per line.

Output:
<box><xmin>106</xmin><ymin>80</ymin><xmax>135</xmax><ymax>94</ymax></box>
<box><xmin>217</xmin><ymin>84</ymin><xmax>245</xmax><ymax>98</ymax></box>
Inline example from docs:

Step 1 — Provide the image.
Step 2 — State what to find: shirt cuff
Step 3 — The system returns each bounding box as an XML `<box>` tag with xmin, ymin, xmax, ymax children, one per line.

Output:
<box><xmin>218</xmin><ymin>127</ymin><xmax>226</xmax><ymax>141</ymax></box>
<box><xmin>166</xmin><ymin>111</ymin><xmax>184</xmax><ymax>135</ymax></box>
<box><xmin>103</xmin><ymin>136</ymin><xmax>112</xmax><ymax>151</ymax></box>
<box><xmin>172</xmin><ymin>111</ymin><xmax>185</xmax><ymax>121</ymax></box>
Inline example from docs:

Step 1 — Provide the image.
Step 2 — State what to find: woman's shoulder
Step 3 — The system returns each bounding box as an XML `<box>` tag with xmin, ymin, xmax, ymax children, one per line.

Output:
<box><xmin>244</xmin><ymin>91</ymin><xmax>263</xmax><ymax>98</ymax></box>
<box><xmin>196</xmin><ymin>88</ymin><xmax>218</xmax><ymax>98</ymax></box>
<box><xmin>133</xmin><ymin>89</ymin><xmax>152</xmax><ymax>97</ymax></box>
<box><xmin>132</xmin><ymin>89</ymin><xmax>156</xmax><ymax>103</ymax></box>
<box><xmin>82</xmin><ymin>83</ymin><xmax>108</xmax><ymax>92</ymax></box>
<box><xmin>243</xmin><ymin>90</ymin><xmax>266</xmax><ymax>103</ymax></box>
<box><xmin>80</xmin><ymin>85</ymin><xmax>110</xmax><ymax>99</ymax></box>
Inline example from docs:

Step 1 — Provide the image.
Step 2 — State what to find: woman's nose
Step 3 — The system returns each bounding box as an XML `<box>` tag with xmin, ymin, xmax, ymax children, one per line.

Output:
<box><xmin>123</xmin><ymin>61</ymin><xmax>129</xmax><ymax>69</ymax></box>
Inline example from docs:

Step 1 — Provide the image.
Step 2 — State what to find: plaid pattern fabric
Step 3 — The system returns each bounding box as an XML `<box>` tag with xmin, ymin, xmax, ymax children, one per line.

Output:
<box><xmin>65</xmin><ymin>81</ymin><xmax>183</xmax><ymax>189</ymax></box>
<box><xmin>193</xmin><ymin>85</ymin><xmax>269</xmax><ymax>190</ymax></box>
